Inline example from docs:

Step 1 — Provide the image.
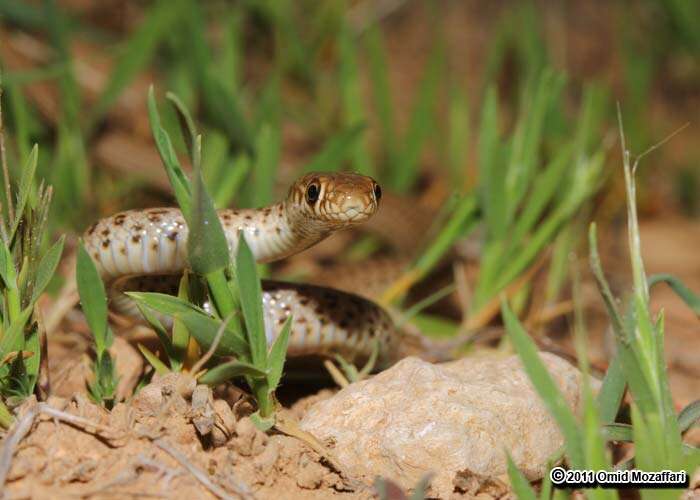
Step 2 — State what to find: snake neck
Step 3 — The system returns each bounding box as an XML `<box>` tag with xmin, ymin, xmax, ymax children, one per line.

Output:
<box><xmin>222</xmin><ymin>201</ymin><xmax>331</xmax><ymax>263</ymax></box>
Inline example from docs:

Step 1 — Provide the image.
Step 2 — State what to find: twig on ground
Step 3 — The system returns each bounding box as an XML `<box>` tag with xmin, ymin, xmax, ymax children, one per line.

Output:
<box><xmin>151</xmin><ymin>438</ymin><xmax>250</xmax><ymax>500</ymax></box>
<box><xmin>0</xmin><ymin>403</ymin><xmax>124</xmax><ymax>494</ymax></box>
<box><xmin>135</xmin><ymin>454</ymin><xmax>184</xmax><ymax>491</ymax></box>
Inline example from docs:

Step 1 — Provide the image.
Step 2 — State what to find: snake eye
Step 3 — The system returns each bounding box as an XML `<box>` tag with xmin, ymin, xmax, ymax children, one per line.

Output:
<box><xmin>306</xmin><ymin>182</ymin><xmax>320</xmax><ymax>204</ymax></box>
<box><xmin>373</xmin><ymin>183</ymin><xmax>382</xmax><ymax>201</ymax></box>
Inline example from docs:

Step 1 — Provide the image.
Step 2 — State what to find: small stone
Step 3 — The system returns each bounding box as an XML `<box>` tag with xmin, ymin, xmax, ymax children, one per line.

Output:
<box><xmin>211</xmin><ymin>399</ymin><xmax>236</xmax><ymax>447</ymax></box>
<box><xmin>190</xmin><ymin>385</ymin><xmax>216</xmax><ymax>436</ymax></box>
<box><xmin>301</xmin><ymin>353</ymin><xmax>591</xmax><ymax>497</ymax></box>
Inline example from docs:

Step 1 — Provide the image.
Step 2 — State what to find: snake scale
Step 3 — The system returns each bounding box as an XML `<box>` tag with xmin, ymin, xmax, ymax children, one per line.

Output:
<box><xmin>84</xmin><ymin>172</ymin><xmax>404</xmax><ymax>365</ymax></box>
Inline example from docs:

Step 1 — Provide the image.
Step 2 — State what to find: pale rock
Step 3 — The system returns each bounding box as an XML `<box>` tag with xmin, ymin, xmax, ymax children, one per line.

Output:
<box><xmin>300</xmin><ymin>353</ymin><xmax>588</xmax><ymax>497</ymax></box>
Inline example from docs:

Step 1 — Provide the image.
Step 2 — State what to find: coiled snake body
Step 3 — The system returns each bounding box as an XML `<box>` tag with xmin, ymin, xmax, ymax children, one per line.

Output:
<box><xmin>84</xmin><ymin>173</ymin><xmax>402</xmax><ymax>365</ymax></box>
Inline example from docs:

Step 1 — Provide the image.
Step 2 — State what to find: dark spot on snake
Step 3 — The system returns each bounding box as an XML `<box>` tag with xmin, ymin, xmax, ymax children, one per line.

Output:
<box><xmin>245</xmin><ymin>215</ymin><xmax>252</xmax><ymax>220</ymax></box>
<box><xmin>114</xmin><ymin>214</ymin><xmax>126</xmax><ymax>225</ymax></box>
<box><xmin>147</xmin><ymin>213</ymin><xmax>162</xmax><ymax>223</ymax></box>
<box><xmin>133</xmin><ymin>223</ymin><xmax>143</xmax><ymax>231</ymax></box>
<box><xmin>102</xmin><ymin>239</ymin><xmax>110</xmax><ymax>248</ymax></box>
<box><xmin>296</xmin><ymin>317</ymin><xmax>306</xmax><ymax>324</ymax></box>
<box><xmin>275</xmin><ymin>227</ymin><xmax>281</xmax><ymax>235</ymax></box>
<box><xmin>87</xmin><ymin>223</ymin><xmax>97</xmax><ymax>235</ymax></box>
<box><xmin>148</xmin><ymin>209</ymin><xmax>169</xmax><ymax>215</ymax></box>
<box><xmin>167</xmin><ymin>231</ymin><xmax>178</xmax><ymax>241</ymax></box>
<box><xmin>277</xmin><ymin>317</ymin><xmax>285</xmax><ymax>325</ymax></box>
<box><xmin>132</xmin><ymin>234</ymin><xmax>141</xmax><ymax>243</ymax></box>
<box><xmin>151</xmin><ymin>243</ymin><xmax>159</xmax><ymax>251</ymax></box>
<box><xmin>223</xmin><ymin>213</ymin><xmax>231</xmax><ymax>221</ymax></box>
<box><xmin>101</xmin><ymin>228</ymin><xmax>110</xmax><ymax>237</ymax></box>
<box><xmin>263</xmin><ymin>208</ymin><xmax>271</xmax><ymax>216</ymax></box>
<box><xmin>93</xmin><ymin>252</ymin><xmax>99</xmax><ymax>259</ymax></box>
<box><xmin>119</xmin><ymin>246</ymin><xmax>126</xmax><ymax>255</ymax></box>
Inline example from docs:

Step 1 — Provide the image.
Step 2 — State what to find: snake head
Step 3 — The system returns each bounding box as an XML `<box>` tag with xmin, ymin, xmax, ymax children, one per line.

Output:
<box><xmin>288</xmin><ymin>172</ymin><xmax>381</xmax><ymax>229</ymax></box>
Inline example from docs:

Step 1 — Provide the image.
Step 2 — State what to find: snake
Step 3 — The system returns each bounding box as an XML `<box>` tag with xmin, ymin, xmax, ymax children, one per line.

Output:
<box><xmin>84</xmin><ymin>172</ymin><xmax>405</xmax><ymax>366</ymax></box>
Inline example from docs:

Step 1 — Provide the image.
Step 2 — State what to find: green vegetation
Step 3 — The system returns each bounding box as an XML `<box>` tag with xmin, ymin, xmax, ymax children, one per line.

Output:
<box><xmin>0</xmin><ymin>122</ymin><xmax>64</xmax><ymax>425</ymax></box>
<box><xmin>128</xmin><ymin>90</ymin><xmax>291</xmax><ymax>428</ymax></box>
<box><xmin>76</xmin><ymin>243</ymin><xmax>117</xmax><ymax>406</ymax></box>
<box><xmin>0</xmin><ymin>1</ymin><xmax>698</xmax><ymax>495</ymax></box>
<box><xmin>504</xmin><ymin>115</ymin><xmax>700</xmax><ymax>498</ymax></box>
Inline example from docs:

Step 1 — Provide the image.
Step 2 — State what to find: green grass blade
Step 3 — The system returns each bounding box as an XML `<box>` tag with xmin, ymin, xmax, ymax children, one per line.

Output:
<box><xmin>147</xmin><ymin>87</ymin><xmax>192</xmax><ymax>216</ymax></box>
<box><xmin>648</xmin><ymin>274</ymin><xmax>700</xmax><ymax>315</ymax></box>
<box><xmin>596</xmin><ymin>351</ymin><xmax>626</xmax><ymax>424</ymax></box>
<box><xmin>137</xmin><ymin>343</ymin><xmax>170</xmax><ymax>375</ymax></box>
<box><xmin>199</xmin><ymin>360</ymin><xmax>267</xmax><ymax>386</ymax></box>
<box><xmin>338</xmin><ymin>22</ymin><xmax>373</xmax><ymax>176</ymax></box>
<box><xmin>235</xmin><ymin>235</ymin><xmax>267</xmax><ymax>368</ymax></box>
<box><xmin>446</xmin><ymin>85</ymin><xmax>470</xmax><ymax>186</ymax></box>
<box><xmin>176</xmin><ymin>311</ymin><xmax>249</xmax><ymax>359</ymax></box>
<box><xmin>502</xmin><ymin>299</ymin><xmax>584</xmax><ymax>467</ymax></box>
<box><xmin>30</xmin><ymin>235</ymin><xmax>65</xmax><ymax>304</ymax></box>
<box><xmin>9</xmin><ymin>145</ymin><xmax>38</xmax><ymax>240</ymax></box>
<box><xmin>302</xmin><ymin>124</ymin><xmax>365</xmax><ymax>174</ymax></box>
<box><xmin>219</xmin><ymin>10</ymin><xmax>243</xmax><ymax>95</ymax></box>
<box><xmin>0</xmin><ymin>306</ymin><xmax>33</xmax><ymax>358</ymax></box>
<box><xmin>76</xmin><ymin>243</ymin><xmax>109</xmax><ymax>355</ymax></box>
<box><xmin>602</xmin><ymin>423</ymin><xmax>634</xmax><ymax>442</ymax></box>
<box><xmin>134</xmin><ymin>302</ymin><xmax>176</xmax><ymax>364</ymax></box>
<box><xmin>166</xmin><ymin>92</ymin><xmax>199</xmax><ymax>164</ymax></box>
<box><xmin>391</xmin><ymin>41</ymin><xmax>444</xmax><ymax>191</ymax></box>
<box><xmin>89</xmin><ymin>0</ymin><xmax>186</xmax><ymax>128</ymax></box>
<box><xmin>43</xmin><ymin>0</ymin><xmax>79</xmax><ymax>125</ymax></box>
<box><xmin>183</xmin><ymin>1</ymin><xmax>252</xmax><ymax>154</ymax></box>
<box><xmin>477</xmin><ymin>87</ymin><xmax>507</xmax><ymax>238</ymax></box>
<box><xmin>364</xmin><ymin>24</ymin><xmax>396</xmax><ymax>165</ymax></box>
<box><xmin>588</xmin><ymin>223</ymin><xmax>626</xmax><ymax>339</ymax></box>
<box><xmin>213</xmin><ymin>154</ymin><xmax>250</xmax><ymax>208</ymax></box>
<box><xmin>506</xmin><ymin>454</ymin><xmax>537</xmax><ymax>500</ymax></box>
<box><xmin>267</xmin><ymin>315</ymin><xmax>291</xmax><ymax>390</ymax></box>
<box><xmin>125</xmin><ymin>291</ymin><xmax>206</xmax><ymax>317</ymax></box>
<box><xmin>0</xmin><ymin>239</ymin><xmax>18</xmax><ymax>300</ymax></box>
<box><xmin>187</xmin><ymin>140</ymin><xmax>230</xmax><ymax>275</ymax></box>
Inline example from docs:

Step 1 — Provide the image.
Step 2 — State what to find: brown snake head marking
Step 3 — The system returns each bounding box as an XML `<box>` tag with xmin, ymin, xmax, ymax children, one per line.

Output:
<box><xmin>286</xmin><ymin>172</ymin><xmax>381</xmax><ymax>234</ymax></box>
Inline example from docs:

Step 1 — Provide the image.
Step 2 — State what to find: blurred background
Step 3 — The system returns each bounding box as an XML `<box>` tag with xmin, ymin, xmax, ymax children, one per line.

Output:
<box><xmin>0</xmin><ymin>1</ymin><xmax>698</xmax><ymax>404</ymax></box>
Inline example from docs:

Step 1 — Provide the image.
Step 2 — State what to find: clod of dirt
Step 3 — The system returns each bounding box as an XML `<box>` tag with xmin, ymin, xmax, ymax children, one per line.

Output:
<box><xmin>300</xmin><ymin>353</ymin><xmax>589</xmax><ymax>497</ymax></box>
<box><xmin>231</xmin><ymin>416</ymin><xmax>268</xmax><ymax>457</ymax></box>
<box><xmin>131</xmin><ymin>372</ymin><xmax>196</xmax><ymax>417</ymax></box>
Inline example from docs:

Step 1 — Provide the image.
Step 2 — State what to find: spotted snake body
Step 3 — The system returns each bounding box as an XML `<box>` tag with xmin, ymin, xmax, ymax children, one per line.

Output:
<box><xmin>84</xmin><ymin>172</ymin><xmax>402</xmax><ymax>365</ymax></box>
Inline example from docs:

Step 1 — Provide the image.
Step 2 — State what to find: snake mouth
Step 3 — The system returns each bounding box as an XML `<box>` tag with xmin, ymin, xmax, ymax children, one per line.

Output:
<box><xmin>340</xmin><ymin>205</ymin><xmax>375</xmax><ymax>223</ymax></box>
